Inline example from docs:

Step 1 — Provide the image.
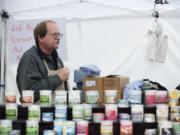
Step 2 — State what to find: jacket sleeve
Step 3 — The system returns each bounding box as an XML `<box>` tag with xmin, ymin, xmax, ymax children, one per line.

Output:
<box><xmin>17</xmin><ymin>54</ymin><xmax>62</xmax><ymax>101</ymax></box>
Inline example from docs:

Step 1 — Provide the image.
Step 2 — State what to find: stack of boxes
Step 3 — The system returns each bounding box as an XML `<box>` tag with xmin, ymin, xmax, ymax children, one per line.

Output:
<box><xmin>83</xmin><ymin>75</ymin><xmax>129</xmax><ymax>105</ymax></box>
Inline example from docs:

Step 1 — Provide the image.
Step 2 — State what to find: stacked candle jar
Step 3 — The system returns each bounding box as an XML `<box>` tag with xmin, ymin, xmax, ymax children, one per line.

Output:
<box><xmin>55</xmin><ymin>105</ymin><xmax>67</xmax><ymax>120</ymax></box>
<box><xmin>54</xmin><ymin>91</ymin><xmax>67</xmax><ymax>105</ymax></box>
<box><xmin>5</xmin><ymin>104</ymin><xmax>17</xmax><ymax>120</ymax></box>
<box><xmin>128</xmin><ymin>90</ymin><xmax>142</xmax><ymax>104</ymax></box>
<box><xmin>100</xmin><ymin>120</ymin><xmax>113</xmax><ymax>135</ymax></box>
<box><xmin>144</xmin><ymin>90</ymin><xmax>168</xmax><ymax>107</ymax></box>
<box><xmin>68</xmin><ymin>90</ymin><xmax>82</xmax><ymax>107</ymax></box>
<box><xmin>22</xmin><ymin>90</ymin><xmax>34</xmax><ymax>105</ymax></box>
<box><xmin>105</xmin><ymin>104</ymin><xmax>118</xmax><ymax>121</ymax></box>
<box><xmin>40</xmin><ymin>90</ymin><xmax>52</xmax><ymax>106</ymax></box>
<box><xmin>0</xmin><ymin>120</ymin><xmax>12</xmax><ymax>135</ymax></box>
<box><xmin>76</xmin><ymin>120</ymin><xmax>89</xmax><ymax>135</ymax></box>
<box><xmin>5</xmin><ymin>76</ymin><xmax>180</xmax><ymax>135</ymax></box>
<box><xmin>131</xmin><ymin>104</ymin><xmax>144</xmax><ymax>123</ymax></box>
<box><xmin>168</xmin><ymin>89</ymin><xmax>180</xmax><ymax>107</ymax></box>
<box><xmin>3</xmin><ymin>90</ymin><xmax>18</xmax><ymax>134</ymax></box>
<box><xmin>26</xmin><ymin>120</ymin><xmax>39</xmax><ymax>135</ymax></box>
<box><xmin>168</xmin><ymin>89</ymin><xmax>180</xmax><ymax>134</ymax></box>
<box><xmin>5</xmin><ymin>91</ymin><xmax>17</xmax><ymax>104</ymax></box>
<box><xmin>85</xmin><ymin>90</ymin><xmax>100</xmax><ymax>107</ymax></box>
<box><xmin>5</xmin><ymin>91</ymin><xmax>18</xmax><ymax>117</ymax></box>
<box><xmin>104</xmin><ymin>90</ymin><xmax>118</xmax><ymax>104</ymax></box>
<box><xmin>72</xmin><ymin>104</ymin><xmax>92</xmax><ymax>121</ymax></box>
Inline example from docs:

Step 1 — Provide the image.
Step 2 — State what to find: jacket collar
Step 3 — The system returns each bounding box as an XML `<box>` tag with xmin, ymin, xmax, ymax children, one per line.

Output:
<box><xmin>36</xmin><ymin>45</ymin><xmax>58</xmax><ymax>60</ymax></box>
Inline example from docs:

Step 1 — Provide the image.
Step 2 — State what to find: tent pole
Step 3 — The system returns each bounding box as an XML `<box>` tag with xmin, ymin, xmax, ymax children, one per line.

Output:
<box><xmin>0</xmin><ymin>19</ymin><xmax>6</xmax><ymax>105</ymax></box>
<box><xmin>0</xmin><ymin>1</ymin><xmax>9</xmax><ymax>104</ymax></box>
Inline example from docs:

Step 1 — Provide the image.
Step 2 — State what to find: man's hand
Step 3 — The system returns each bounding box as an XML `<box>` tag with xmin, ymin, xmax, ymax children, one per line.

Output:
<box><xmin>58</xmin><ymin>67</ymin><xmax>70</xmax><ymax>81</ymax></box>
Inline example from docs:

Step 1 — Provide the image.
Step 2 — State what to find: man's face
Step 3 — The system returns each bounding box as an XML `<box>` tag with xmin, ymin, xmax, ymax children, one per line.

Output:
<box><xmin>39</xmin><ymin>22</ymin><xmax>61</xmax><ymax>53</ymax></box>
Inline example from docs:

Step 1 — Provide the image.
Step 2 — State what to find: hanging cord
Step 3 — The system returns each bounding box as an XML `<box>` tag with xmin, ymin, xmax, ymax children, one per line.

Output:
<box><xmin>152</xmin><ymin>1</ymin><xmax>159</xmax><ymax>18</ymax></box>
<box><xmin>0</xmin><ymin>10</ymin><xmax>9</xmax><ymax>21</ymax></box>
<box><xmin>153</xmin><ymin>0</ymin><xmax>170</xmax><ymax>18</ymax></box>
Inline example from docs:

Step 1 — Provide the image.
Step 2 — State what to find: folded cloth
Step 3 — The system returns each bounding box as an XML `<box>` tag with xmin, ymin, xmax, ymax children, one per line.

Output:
<box><xmin>80</xmin><ymin>64</ymin><xmax>101</xmax><ymax>75</ymax></box>
<box><xmin>123</xmin><ymin>80</ymin><xmax>143</xmax><ymax>100</ymax></box>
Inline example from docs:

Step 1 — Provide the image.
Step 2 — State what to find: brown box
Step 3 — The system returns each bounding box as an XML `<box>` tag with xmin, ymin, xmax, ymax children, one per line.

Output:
<box><xmin>103</xmin><ymin>75</ymin><xmax>129</xmax><ymax>101</ymax></box>
<box><xmin>120</xmin><ymin>76</ymin><xmax>130</xmax><ymax>90</ymax></box>
<box><xmin>83</xmin><ymin>76</ymin><xmax>104</xmax><ymax>90</ymax></box>
<box><xmin>84</xmin><ymin>90</ymin><xmax>104</xmax><ymax>103</ymax></box>
<box><xmin>103</xmin><ymin>75</ymin><xmax>129</xmax><ymax>90</ymax></box>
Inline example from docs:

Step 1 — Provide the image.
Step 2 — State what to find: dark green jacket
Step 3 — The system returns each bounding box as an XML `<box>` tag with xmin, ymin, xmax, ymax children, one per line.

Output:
<box><xmin>16</xmin><ymin>46</ymin><xmax>64</xmax><ymax>102</ymax></box>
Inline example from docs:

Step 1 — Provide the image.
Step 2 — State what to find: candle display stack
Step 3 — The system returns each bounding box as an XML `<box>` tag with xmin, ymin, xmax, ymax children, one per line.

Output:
<box><xmin>1</xmin><ymin>77</ymin><xmax>180</xmax><ymax>135</ymax></box>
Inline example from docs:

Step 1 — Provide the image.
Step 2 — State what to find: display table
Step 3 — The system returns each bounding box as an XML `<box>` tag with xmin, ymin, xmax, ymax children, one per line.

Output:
<box><xmin>0</xmin><ymin>105</ymin><xmax>158</xmax><ymax>135</ymax></box>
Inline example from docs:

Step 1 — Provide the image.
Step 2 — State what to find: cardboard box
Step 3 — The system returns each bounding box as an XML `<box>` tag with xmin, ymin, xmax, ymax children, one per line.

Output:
<box><xmin>103</xmin><ymin>75</ymin><xmax>129</xmax><ymax>90</ymax></box>
<box><xmin>84</xmin><ymin>90</ymin><xmax>104</xmax><ymax>103</ymax></box>
<box><xmin>83</xmin><ymin>76</ymin><xmax>104</xmax><ymax>90</ymax></box>
<box><xmin>120</xmin><ymin>76</ymin><xmax>130</xmax><ymax>90</ymax></box>
<box><xmin>103</xmin><ymin>75</ymin><xmax>129</xmax><ymax>101</ymax></box>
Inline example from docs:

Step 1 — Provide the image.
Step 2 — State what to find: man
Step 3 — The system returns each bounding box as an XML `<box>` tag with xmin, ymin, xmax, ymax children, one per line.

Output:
<box><xmin>16</xmin><ymin>20</ymin><xmax>70</xmax><ymax>102</ymax></box>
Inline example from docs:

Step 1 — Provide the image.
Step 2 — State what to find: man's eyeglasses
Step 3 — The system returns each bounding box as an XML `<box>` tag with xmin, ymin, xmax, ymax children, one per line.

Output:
<box><xmin>50</xmin><ymin>33</ymin><xmax>63</xmax><ymax>38</ymax></box>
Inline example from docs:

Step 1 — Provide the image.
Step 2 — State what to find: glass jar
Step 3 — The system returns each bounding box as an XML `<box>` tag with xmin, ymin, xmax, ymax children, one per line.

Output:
<box><xmin>104</xmin><ymin>90</ymin><xmax>117</xmax><ymax>104</ymax></box>
<box><xmin>28</xmin><ymin>105</ymin><xmax>40</xmax><ymax>120</ymax></box>
<box><xmin>55</xmin><ymin>105</ymin><xmax>67</xmax><ymax>120</ymax></box>
<box><xmin>131</xmin><ymin>104</ymin><xmax>144</xmax><ymax>123</ymax></box>
<box><xmin>0</xmin><ymin>120</ymin><xmax>12</xmax><ymax>135</ymax></box>
<box><xmin>93</xmin><ymin>113</ymin><xmax>104</xmax><ymax>123</ymax></box>
<box><xmin>6</xmin><ymin>104</ymin><xmax>17</xmax><ymax>119</ymax></box>
<box><xmin>84</xmin><ymin>104</ymin><xmax>92</xmax><ymax>120</ymax></box>
<box><xmin>42</xmin><ymin>112</ymin><xmax>53</xmax><ymax>121</ymax></box>
<box><xmin>145</xmin><ymin>90</ymin><xmax>156</xmax><ymax>106</ymax></box>
<box><xmin>72</xmin><ymin>104</ymin><xmax>84</xmax><ymax>121</ymax></box>
<box><xmin>101</xmin><ymin>120</ymin><xmax>113</xmax><ymax>135</ymax></box>
<box><xmin>63</xmin><ymin>121</ymin><xmax>75</xmax><ymax>135</ymax></box>
<box><xmin>43</xmin><ymin>130</ymin><xmax>55</xmax><ymax>135</ymax></box>
<box><xmin>156</xmin><ymin>104</ymin><xmax>169</xmax><ymax>121</ymax></box>
<box><xmin>159</xmin><ymin>121</ymin><xmax>172</xmax><ymax>135</ymax></box>
<box><xmin>22</xmin><ymin>90</ymin><xmax>34</xmax><ymax>105</ymax></box>
<box><xmin>68</xmin><ymin>91</ymin><xmax>81</xmax><ymax>107</ymax></box>
<box><xmin>144</xmin><ymin>113</ymin><xmax>155</xmax><ymax>123</ymax></box>
<box><xmin>144</xmin><ymin>129</ymin><xmax>157</xmax><ymax>135</ymax></box>
<box><xmin>85</xmin><ymin>90</ymin><xmax>99</xmax><ymax>104</ymax></box>
<box><xmin>26</xmin><ymin>120</ymin><xmax>39</xmax><ymax>135</ymax></box>
<box><xmin>40</xmin><ymin>90</ymin><xmax>52</xmax><ymax>105</ymax></box>
<box><xmin>76</xmin><ymin>120</ymin><xmax>89</xmax><ymax>135</ymax></box>
<box><xmin>105</xmin><ymin>104</ymin><xmax>118</xmax><ymax>121</ymax></box>
<box><xmin>120</xmin><ymin>120</ymin><xmax>133</xmax><ymax>135</ymax></box>
<box><xmin>5</xmin><ymin>91</ymin><xmax>16</xmax><ymax>104</ymax></box>
<box><xmin>54</xmin><ymin>120</ymin><xmax>63</xmax><ymax>135</ymax></box>
<box><xmin>55</xmin><ymin>91</ymin><xmax>67</xmax><ymax>105</ymax></box>
<box><xmin>156</xmin><ymin>90</ymin><xmax>167</xmax><ymax>104</ymax></box>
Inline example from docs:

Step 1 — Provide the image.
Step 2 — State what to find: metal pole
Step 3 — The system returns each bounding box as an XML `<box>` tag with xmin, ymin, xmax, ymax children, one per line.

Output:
<box><xmin>0</xmin><ymin>18</ymin><xmax>5</xmax><ymax>105</ymax></box>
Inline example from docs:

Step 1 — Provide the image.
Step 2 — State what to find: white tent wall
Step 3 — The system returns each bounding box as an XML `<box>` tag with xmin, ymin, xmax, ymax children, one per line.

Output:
<box><xmin>65</xmin><ymin>13</ymin><xmax>180</xmax><ymax>90</ymax></box>
<box><xmin>1</xmin><ymin>0</ymin><xmax>180</xmax><ymax>102</ymax></box>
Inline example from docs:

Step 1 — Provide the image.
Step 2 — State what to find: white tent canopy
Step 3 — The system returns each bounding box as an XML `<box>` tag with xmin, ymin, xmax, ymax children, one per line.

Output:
<box><xmin>0</xmin><ymin>0</ymin><xmax>180</xmax><ymax>104</ymax></box>
<box><xmin>1</xmin><ymin>0</ymin><xmax>180</xmax><ymax>20</ymax></box>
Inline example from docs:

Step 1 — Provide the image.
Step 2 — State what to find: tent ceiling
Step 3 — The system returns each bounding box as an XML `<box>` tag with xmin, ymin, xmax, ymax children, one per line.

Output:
<box><xmin>1</xmin><ymin>0</ymin><xmax>180</xmax><ymax>20</ymax></box>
